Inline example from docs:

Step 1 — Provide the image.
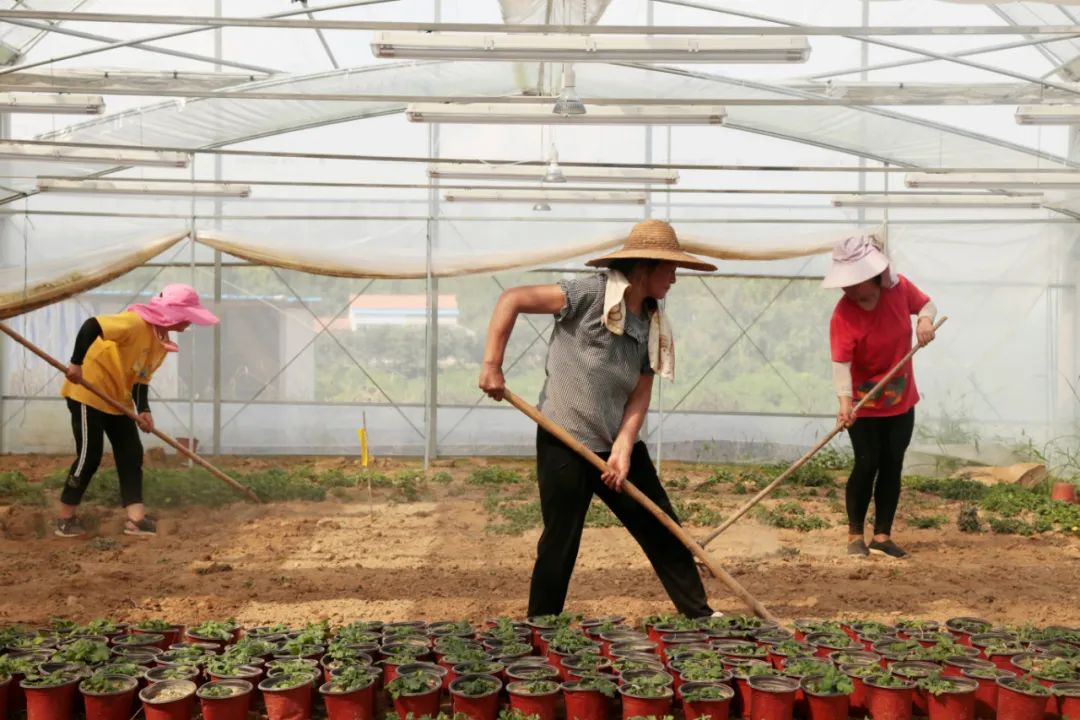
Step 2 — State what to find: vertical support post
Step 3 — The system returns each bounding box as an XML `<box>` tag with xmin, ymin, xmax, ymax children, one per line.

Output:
<box><xmin>212</xmin><ymin>0</ymin><xmax>223</xmax><ymax>456</ymax></box>
<box><xmin>643</xmin><ymin>0</ymin><xmax>654</xmax><ymax>462</ymax></box>
<box><xmin>0</xmin><ymin>111</ymin><xmax>8</xmax><ymax>454</ymax></box>
<box><xmin>423</xmin><ymin>0</ymin><xmax>441</xmax><ymax>469</ymax></box>
<box><xmin>1060</xmin><ymin>126</ymin><xmax>1080</xmax><ymax>434</ymax></box>
<box><xmin>857</xmin><ymin>0</ymin><xmax>869</xmax><ymax>229</ymax></box>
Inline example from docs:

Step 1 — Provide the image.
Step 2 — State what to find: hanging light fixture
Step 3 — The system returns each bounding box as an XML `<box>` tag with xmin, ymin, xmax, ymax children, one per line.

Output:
<box><xmin>542</xmin><ymin>144</ymin><xmax>567</xmax><ymax>183</ymax></box>
<box><xmin>532</xmin><ymin>202</ymin><xmax>552</xmax><ymax>211</ymax></box>
<box><xmin>553</xmin><ymin>65</ymin><xmax>586</xmax><ymax>116</ymax></box>
<box><xmin>407</xmin><ymin>103</ymin><xmax>726</xmax><ymax>125</ymax></box>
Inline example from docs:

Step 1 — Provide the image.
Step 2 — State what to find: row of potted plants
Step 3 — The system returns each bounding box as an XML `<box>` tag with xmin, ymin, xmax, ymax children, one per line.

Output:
<box><xmin>0</xmin><ymin>612</ymin><xmax>1076</xmax><ymax>720</ymax></box>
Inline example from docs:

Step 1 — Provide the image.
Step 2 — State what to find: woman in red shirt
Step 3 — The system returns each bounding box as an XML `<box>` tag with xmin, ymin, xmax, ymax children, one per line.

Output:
<box><xmin>824</xmin><ymin>235</ymin><xmax>936</xmax><ymax>558</ymax></box>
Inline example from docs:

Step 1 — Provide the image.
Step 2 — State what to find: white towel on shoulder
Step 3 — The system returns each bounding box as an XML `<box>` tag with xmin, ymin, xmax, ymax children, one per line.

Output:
<box><xmin>601</xmin><ymin>270</ymin><xmax>675</xmax><ymax>380</ymax></box>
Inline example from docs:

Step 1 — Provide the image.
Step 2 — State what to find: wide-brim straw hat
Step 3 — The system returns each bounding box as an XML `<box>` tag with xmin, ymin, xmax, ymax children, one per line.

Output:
<box><xmin>586</xmin><ymin>219</ymin><xmax>718</xmax><ymax>272</ymax></box>
<box><xmin>821</xmin><ymin>234</ymin><xmax>889</xmax><ymax>289</ymax></box>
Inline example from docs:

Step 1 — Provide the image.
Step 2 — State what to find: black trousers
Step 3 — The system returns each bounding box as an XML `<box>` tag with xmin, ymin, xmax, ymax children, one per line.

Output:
<box><xmin>528</xmin><ymin>427</ymin><xmax>713</xmax><ymax>618</ymax></box>
<box><xmin>845</xmin><ymin>409</ymin><xmax>915</xmax><ymax>536</ymax></box>
<box><xmin>62</xmin><ymin>398</ymin><xmax>144</xmax><ymax>508</ymax></box>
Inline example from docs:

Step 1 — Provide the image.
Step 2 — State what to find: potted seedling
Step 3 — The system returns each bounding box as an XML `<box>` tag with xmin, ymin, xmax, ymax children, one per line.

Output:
<box><xmin>145</xmin><ymin>664</ymin><xmax>200</xmax><ymax>685</ymax></box>
<box><xmin>872</xmin><ymin>639</ymin><xmax>923</xmax><ymax>665</ymax></box>
<box><xmin>996</xmin><ymin>674</ymin><xmax>1053</xmax><ymax>720</ymax></box>
<box><xmin>131</xmin><ymin>620</ymin><xmax>183</xmax><ymax>647</ymax></box>
<box><xmin>945</xmin><ymin>618</ymin><xmax>995</xmax><ymax>647</ymax></box>
<box><xmin>494</xmin><ymin>641</ymin><xmax>534</xmax><ymax>664</ymax></box>
<box><xmin>748</xmin><ymin>674</ymin><xmax>800</xmax><ymax>720</ymax></box>
<box><xmin>792</xmin><ymin>620</ymin><xmax>844</xmax><ymax>643</ymax></box>
<box><xmin>608</xmin><ymin>641</ymin><xmax>658</xmax><ymax>660</ymax></box>
<box><xmin>0</xmin><ymin>652</ymin><xmax>44</xmax><ymax>715</ymax></box>
<box><xmin>619</xmin><ymin>676</ymin><xmax>674</xmax><ymax>720</ymax></box>
<box><xmin>895</xmin><ymin>620</ymin><xmax>941</xmax><ymax>638</ymax></box>
<box><xmin>20</xmin><ymin>670</ymin><xmax>80</xmax><ymax>720</ymax></box>
<box><xmin>829</xmin><ymin>649</ymin><xmax>880</xmax><ymax>668</ymax></box>
<box><xmin>197</xmin><ymin>679</ymin><xmax>253</xmax><ymax>720</ymax></box>
<box><xmin>206</xmin><ymin>656</ymin><xmax>263</xmax><ymax>684</ymax></box>
<box><xmin>919</xmin><ymin>674</ymin><xmax>979</xmax><ymax>720</ymax></box>
<box><xmin>618</xmin><ymin>669</ymin><xmax>672</xmax><ymax>688</ymax></box>
<box><xmin>449</xmin><ymin>673</ymin><xmax>502</xmax><ymax>720</ymax></box>
<box><xmin>767</xmin><ymin>639</ymin><xmax>813</xmax><ymax>669</ymax></box>
<box><xmin>157</xmin><ymin>645</ymin><xmax>213</xmax><ymax>668</ymax></box>
<box><xmin>944</xmin><ymin>656</ymin><xmax>996</xmax><ymax>678</ymax></box>
<box><xmin>506</xmin><ymin>663</ymin><xmax>560</xmax><ymax>683</ymax></box>
<box><xmin>0</xmin><ymin>670</ymin><xmax>9</xmax><ymax>720</ymax></box>
<box><xmin>260</xmin><ymin>669</ymin><xmax>316</xmax><ymax>720</ymax></box>
<box><xmin>864</xmin><ymin>670</ymin><xmax>917</xmax><ymax>720</ymax></box>
<box><xmin>1027</xmin><ymin>658</ymin><xmax>1078</xmax><ymax>716</ymax></box>
<box><xmin>80</xmin><ymin>672</ymin><xmax>139</xmax><ymax>720</ymax></box>
<box><xmin>781</xmin><ymin>657</ymin><xmax>833</xmax><ymax>717</ymax></box>
<box><xmin>113</xmin><ymin>632</ymin><xmax>167</xmax><ymax>653</ymax></box>
<box><xmin>893</xmin><ymin>660</ymin><xmax>945</xmax><ymax>714</ymax></box>
<box><xmin>387</xmin><ymin>668</ymin><xmax>441</xmax><ymax>720</ymax></box>
<box><xmin>320</xmin><ymin>664</ymin><xmax>379</xmax><ymax>720</ymax></box>
<box><xmin>452</xmin><ymin>660</ymin><xmax>504</xmax><ymax>686</ymax></box>
<box><xmin>681</xmin><ymin>681</ymin><xmax>735</xmax><ymax>720</ymax></box>
<box><xmin>613</xmin><ymin>657</ymin><xmax>664</xmax><ymax>675</ymax></box>
<box><xmin>430</xmin><ymin>620</ymin><xmax>475</xmax><ymax>640</ymax></box>
<box><xmin>730</xmin><ymin>661</ymin><xmax>775</xmax><ymax>718</ymax></box>
<box><xmin>506</xmin><ymin>679</ymin><xmax>559</xmax><ymax>720</ymax></box>
<box><xmin>712</xmin><ymin>640</ymin><xmax>768</xmax><ymax>661</ymax></box>
<box><xmin>382</xmin><ymin>650</ymin><xmax>425</xmax><ymax>686</ymax></box>
<box><xmin>561</xmin><ymin>675</ymin><xmax>618</xmax><ymax>720</ymax></box>
<box><xmin>54</xmin><ymin>638</ymin><xmax>112</xmax><ymax>667</ymax></box>
<box><xmin>546</xmin><ymin>628</ymin><xmax>599</xmax><ymax>679</ymax></box>
<box><xmin>561</xmin><ymin>653</ymin><xmax>612</xmax><ymax>681</ymax></box>
<box><xmin>1053</xmin><ymin>681</ymin><xmax>1080</xmax><ymax>720</ymax></box>
<box><xmin>805</xmin><ymin>631</ymin><xmax>861</xmax><ymax>659</ymax></box>
<box><xmin>961</xmin><ymin>666</ymin><xmax>1014</xmax><ymax>719</ymax></box>
<box><xmin>139</xmin><ymin>677</ymin><xmax>196</xmax><ymax>720</ymax></box>
<box><xmin>186</xmin><ymin>620</ymin><xmax>236</xmax><ymax>650</ymax></box>
<box><xmin>81</xmin><ymin>620</ymin><xmax>128</xmax><ymax>640</ymax></box>
<box><xmin>801</xmin><ymin>668</ymin><xmax>853</xmax><ymax>720</ymax></box>
<box><xmin>980</xmin><ymin>639</ymin><xmax>1028</xmax><ymax>671</ymax></box>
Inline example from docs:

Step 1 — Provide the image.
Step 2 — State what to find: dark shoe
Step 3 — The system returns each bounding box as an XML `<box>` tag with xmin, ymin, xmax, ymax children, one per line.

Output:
<box><xmin>869</xmin><ymin>538</ymin><xmax>908</xmax><ymax>558</ymax></box>
<box><xmin>54</xmin><ymin>517</ymin><xmax>86</xmax><ymax>538</ymax></box>
<box><xmin>124</xmin><ymin>517</ymin><xmax>157</xmax><ymax>536</ymax></box>
<box><xmin>847</xmin><ymin>538</ymin><xmax>870</xmax><ymax>557</ymax></box>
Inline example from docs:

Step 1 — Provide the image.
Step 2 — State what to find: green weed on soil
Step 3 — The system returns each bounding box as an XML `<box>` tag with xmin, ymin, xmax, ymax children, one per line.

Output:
<box><xmin>0</xmin><ymin>471</ymin><xmax>47</xmax><ymax>506</ymax></box>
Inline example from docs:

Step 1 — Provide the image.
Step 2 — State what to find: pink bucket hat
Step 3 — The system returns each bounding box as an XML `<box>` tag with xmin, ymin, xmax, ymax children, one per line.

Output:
<box><xmin>129</xmin><ymin>283</ymin><xmax>219</xmax><ymax>328</ymax></box>
<box><xmin>822</xmin><ymin>235</ymin><xmax>890</xmax><ymax>289</ymax></box>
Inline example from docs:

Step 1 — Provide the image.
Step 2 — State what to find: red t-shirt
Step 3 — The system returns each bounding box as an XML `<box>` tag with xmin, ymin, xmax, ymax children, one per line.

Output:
<box><xmin>830</xmin><ymin>274</ymin><xmax>930</xmax><ymax>418</ymax></box>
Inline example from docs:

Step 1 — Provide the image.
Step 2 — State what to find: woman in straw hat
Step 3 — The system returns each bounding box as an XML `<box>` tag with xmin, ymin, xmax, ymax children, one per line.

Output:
<box><xmin>56</xmin><ymin>283</ymin><xmax>219</xmax><ymax>538</ymax></box>
<box><xmin>824</xmin><ymin>235</ymin><xmax>937</xmax><ymax>559</ymax></box>
<box><xmin>480</xmin><ymin>219</ymin><xmax>719</xmax><ymax>617</ymax></box>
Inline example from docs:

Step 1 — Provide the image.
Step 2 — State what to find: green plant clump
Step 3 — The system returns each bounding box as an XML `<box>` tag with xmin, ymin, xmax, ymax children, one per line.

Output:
<box><xmin>387</xmin><ymin>673</ymin><xmax>438</xmax><ymax>698</ymax></box>
<box><xmin>804</xmin><ymin>667</ymin><xmax>855</xmax><ymax>695</ymax></box>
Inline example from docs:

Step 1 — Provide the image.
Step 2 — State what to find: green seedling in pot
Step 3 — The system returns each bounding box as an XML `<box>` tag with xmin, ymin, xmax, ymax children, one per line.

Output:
<box><xmin>864</xmin><ymin>671</ymin><xmax>910</xmax><ymax>688</ymax></box>
<box><xmin>224</xmin><ymin>638</ymin><xmax>274</xmax><ymax>662</ymax></box>
<box><xmin>621</xmin><ymin>680</ymin><xmax>670</xmax><ymax>697</ymax></box>
<box><xmin>133</xmin><ymin>619</ymin><xmax>173</xmax><ymax>632</ymax></box>
<box><xmin>918</xmin><ymin>674</ymin><xmax>972</xmax><ymax>696</ymax></box>
<box><xmin>784</xmin><ymin>658</ymin><xmax>832</xmax><ymax>677</ymax></box>
<box><xmin>207</xmin><ymin>657</ymin><xmax>258</xmax><ymax>677</ymax></box>
<box><xmin>294</xmin><ymin>619</ymin><xmax>330</xmax><ymax>645</ymax></box>
<box><xmin>269</xmin><ymin>659</ymin><xmax>317</xmax><ymax>675</ymax></box>
<box><xmin>166</xmin><ymin>645</ymin><xmax>212</xmax><ymax>662</ymax></box>
<box><xmin>804</xmin><ymin>667</ymin><xmax>854</xmax><ymax>695</ymax></box>
<box><xmin>720</xmin><ymin>642</ymin><xmax>766</xmax><ymax>656</ymax></box>
<box><xmin>965</xmin><ymin>667</ymin><xmax>1011</xmax><ymax>680</ymax></box>
<box><xmin>795</xmin><ymin>620</ymin><xmax>844</xmax><ymax>635</ymax></box>
<box><xmin>270</xmin><ymin>670</ymin><xmax>316</xmax><ymax>690</ymax></box>
<box><xmin>280</xmin><ymin>639</ymin><xmax>324</xmax><ymax>657</ymax></box>
<box><xmin>981</xmin><ymin>639</ymin><xmax>1026</xmax><ymax>656</ymax></box>
<box><xmin>570</xmin><ymin>676</ymin><xmax>618</xmax><ymax>697</ymax></box>
<box><xmin>772</xmin><ymin>640</ymin><xmax>813</xmax><ymax>657</ymax></box>
<box><xmin>813</xmin><ymin>632</ymin><xmax>857</xmax><ymax>648</ymax></box>
<box><xmin>387</xmin><ymin>672</ymin><xmax>438</xmax><ymax>698</ymax></box>
<box><xmin>1028</xmin><ymin>658</ymin><xmax>1080</xmax><ymax>681</ymax></box>
<box><xmin>53</xmin><ymin>639</ymin><xmax>110</xmax><ymax>665</ymax></box>
<box><xmin>1006</xmin><ymin>675</ymin><xmax>1053</xmax><ymax>696</ymax></box>
<box><xmin>201</xmin><ymin>683</ymin><xmax>243</xmax><ymax>698</ymax></box>
<box><xmin>948</xmin><ymin>619</ymin><xmax>993</xmax><ymax>634</ymax></box>
<box><xmin>436</xmin><ymin>636</ymin><xmax>478</xmax><ymax>654</ymax></box>
<box><xmin>327</xmin><ymin>665</ymin><xmax>378</xmax><ymax>693</ymax></box>
<box><xmin>432</xmin><ymin>620</ymin><xmax>473</xmax><ymax>636</ymax></box>
<box><xmin>681</xmin><ymin>665</ymin><xmax>730</xmax><ymax>682</ymax></box>
<box><xmin>513</xmin><ymin>667</ymin><xmax>558</xmax><ymax>680</ymax></box>
<box><xmin>384</xmin><ymin>625</ymin><xmax>425</xmax><ymax>640</ymax></box>
<box><xmin>907</xmin><ymin>642</ymin><xmax>966</xmax><ymax>662</ymax></box>
<box><xmin>530</xmin><ymin>612</ymin><xmax>580</xmax><ymax>629</ymax></box>
<box><xmin>654</xmin><ymin>616</ymin><xmax>700</xmax><ymax>632</ymax></box>
<box><xmin>850</xmin><ymin>621</ymin><xmax>892</xmax><ymax>635</ymax></box>
<box><xmin>496</xmin><ymin>642</ymin><xmax>532</xmax><ymax>658</ymax></box>
<box><xmin>8</xmin><ymin>633</ymin><xmax>53</xmax><ymax>649</ymax></box>
<box><xmin>156</xmin><ymin>665</ymin><xmax>199</xmax><ymax>680</ymax></box>
<box><xmin>499</xmin><ymin>710</ymin><xmax>543</xmax><ymax>720</ymax></box>
<box><xmin>97</xmin><ymin>662</ymin><xmax>144</xmax><ymax>678</ymax></box>
<box><xmin>640</xmin><ymin>613</ymin><xmax>676</xmax><ymax>630</ymax></box>
<box><xmin>484</xmin><ymin>618</ymin><xmax>521</xmax><ymax>643</ymax></box>
<box><xmin>443</xmin><ymin>648</ymin><xmax>489</xmax><ymax>665</ymax></box>
<box><xmin>0</xmin><ymin>654</ymin><xmax>39</xmax><ymax>676</ymax></box>
<box><xmin>614</xmin><ymin>658</ymin><xmax>662</xmax><ymax>674</ymax></box>
<box><xmin>875</xmin><ymin>640</ymin><xmax>922</xmax><ymax>656</ymax></box>
<box><xmin>682</xmin><ymin>684</ymin><xmax>733</xmax><ymax>702</ymax></box>
<box><xmin>454</xmin><ymin>660</ymin><xmax>502</xmax><ymax>675</ymax></box>
<box><xmin>895</xmin><ymin>619</ymin><xmax>938</xmax><ymax>633</ymax></box>
<box><xmin>519</xmin><ymin>680</ymin><xmax>558</xmax><ymax>694</ymax></box>
<box><xmin>49</xmin><ymin>618</ymin><xmax>80</xmax><ymax>636</ymax></box>
<box><xmin>81</xmin><ymin>619</ymin><xmax>124</xmax><ymax>636</ymax></box>
<box><xmin>189</xmin><ymin>620</ymin><xmax>235</xmax><ymax>642</ymax></box>
<box><xmin>548</xmin><ymin>628</ymin><xmax>595</xmax><ymax>655</ymax></box>
<box><xmin>452</xmin><ymin>676</ymin><xmax>499</xmax><ymax>696</ymax></box>
<box><xmin>21</xmin><ymin>671</ymin><xmax>76</xmax><ymax>688</ymax></box>
<box><xmin>79</xmin><ymin>673</ymin><xmax>131</xmax><ymax>694</ymax></box>
<box><xmin>733</xmin><ymin>664</ymin><xmax>778</xmax><ymax>680</ymax></box>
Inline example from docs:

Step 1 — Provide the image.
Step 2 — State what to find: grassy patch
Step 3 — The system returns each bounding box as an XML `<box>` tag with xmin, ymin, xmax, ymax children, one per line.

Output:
<box><xmin>908</xmin><ymin>514</ymin><xmax>948</xmax><ymax>529</ymax></box>
<box><xmin>905</xmin><ymin>476</ymin><xmax>986</xmax><ymax>501</ymax></box>
<box><xmin>754</xmin><ymin>501</ymin><xmax>830</xmax><ymax>532</ymax></box>
<box><xmin>466</xmin><ymin>466</ymin><xmax>523</xmax><ymax>485</ymax></box>
<box><xmin>0</xmin><ymin>471</ymin><xmax>47</xmax><ymax>506</ymax></box>
<box><xmin>482</xmin><ymin>491</ymin><xmax>541</xmax><ymax>535</ymax></box>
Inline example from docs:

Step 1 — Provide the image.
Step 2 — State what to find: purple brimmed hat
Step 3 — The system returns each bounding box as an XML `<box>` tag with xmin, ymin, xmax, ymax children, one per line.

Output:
<box><xmin>822</xmin><ymin>235</ymin><xmax>890</xmax><ymax>289</ymax></box>
<box><xmin>129</xmin><ymin>284</ymin><xmax>219</xmax><ymax>328</ymax></box>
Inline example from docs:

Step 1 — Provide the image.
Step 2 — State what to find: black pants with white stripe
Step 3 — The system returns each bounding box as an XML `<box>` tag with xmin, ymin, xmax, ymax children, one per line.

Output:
<box><xmin>529</xmin><ymin>427</ymin><xmax>714</xmax><ymax>618</ymax></box>
<box><xmin>62</xmin><ymin>398</ymin><xmax>144</xmax><ymax>508</ymax></box>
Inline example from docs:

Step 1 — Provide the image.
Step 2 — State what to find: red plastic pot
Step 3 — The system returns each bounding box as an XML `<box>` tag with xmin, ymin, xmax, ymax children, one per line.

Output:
<box><xmin>1050</xmin><ymin>482</ymin><xmax>1077</xmax><ymax>503</ymax></box>
<box><xmin>391</xmin><ymin>687</ymin><xmax>441</xmax><ymax>720</ymax></box>
<box><xmin>732</xmin><ymin>675</ymin><xmax>754</xmax><ymax>718</ymax></box>
<box><xmin>748</xmin><ymin>675</ymin><xmax>799</xmax><ymax>720</ymax></box>
<box><xmin>945</xmin><ymin>657</ymin><xmax>996</xmax><ymax>678</ymax></box>
<box><xmin>139</xmin><ymin>679</ymin><xmax>198</xmax><ymax>720</ymax></box>
<box><xmin>449</xmin><ymin>675</ymin><xmax>502</xmax><ymax>720</ymax></box>
<box><xmin>843</xmin><ymin>669</ymin><xmax>871</xmax><ymax>717</ymax></box>
<box><xmin>506</xmin><ymin>681</ymin><xmax>560</xmax><ymax>720</ymax></box>
<box><xmin>198</xmin><ymin>680</ymin><xmax>254</xmax><ymax>720</ymax></box>
<box><xmin>82</xmin><ymin>675</ymin><xmax>139</xmax><ymax>720</ymax></box>
<box><xmin>259</xmin><ymin>676</ymin><xmax>315</xmax><ymax>720</ymax></box>
<box><xmin>1055</xmin><ymin>682</ymin><xmax>1080</xmax><ymax>720</ymax></box>
<box><xmin>866</xmin><ymin>677</ymin><xmax>916</xmax><ymax>720</ymax></box>
<box><xmin>320</xmin><ymin>678</ymin><xmax>376</xmax><ymax>720</ymax></box>
<box><xmin>681</xmin><ymin>683</ymin><xmax>734</xmax><ymax>720</ymax></box>
<box><xmin>926</xmin><ymin>678</ymin><xmax>978</xmax><ymax>720</ymax></box>
<box><xmin>563</xmin><ymin>683</ymin><xmax>613</xmax><ymax>720</ymax></box>
<box><xmin>620</xmin><ymin>686</ymin><xmax>674</xmax><ymax>720</ymax></box>
<box><xmin>0</xmin><ymin>673</ymin><xmax>9</xmax><ymax>720</ymax></box>
<box><xmin>802</xmin><ymin>686</ymin><xmax>850</xmax><ymax>720</ymax></box>
<box><xmin>22</xmin><ymin>676</ymin><xmax>79</xmax><ymax>720</ymax></box>
<box><xmin>996</xmin><ymin>677</ymin><xmax>1052</xmax><ymax>720</ymax></box>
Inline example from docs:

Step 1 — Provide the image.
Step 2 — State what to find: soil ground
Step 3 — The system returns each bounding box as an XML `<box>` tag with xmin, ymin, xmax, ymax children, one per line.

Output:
<box><xmin>1</xmin><ymin>453</ymin><xmax>1078</xmax><ymax>628</ymax></box>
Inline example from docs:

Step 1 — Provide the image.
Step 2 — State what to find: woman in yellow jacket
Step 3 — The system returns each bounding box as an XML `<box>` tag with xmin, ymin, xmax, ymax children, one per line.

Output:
<box><xmin>57</xmin><ymin>284</ymin><xmax>218</xmax><ymax>538</ymax></box>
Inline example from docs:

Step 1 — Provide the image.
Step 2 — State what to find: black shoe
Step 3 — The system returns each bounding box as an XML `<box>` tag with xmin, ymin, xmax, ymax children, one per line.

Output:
<box><xmin>124</xmin><ymin>517</ymin><xmax>157</xmax><ymax>536</ymax></box>
<box><xmin>847</xmin><ymin>538</ymin><xmax>870</xmax><ymax>557</ymax></box>
<box><xmin>869</xmin><ymin>538</ymin><xmax>908</xmax><ymax>558</ymax></box>
<box><xmin>54</xmin><ymin>517</ymin><xmax>86</xmax><ymax>538</ymax></box>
